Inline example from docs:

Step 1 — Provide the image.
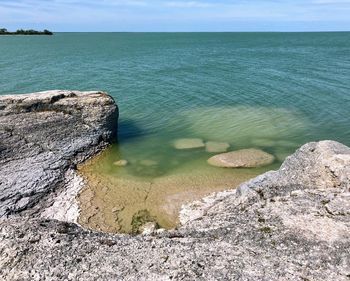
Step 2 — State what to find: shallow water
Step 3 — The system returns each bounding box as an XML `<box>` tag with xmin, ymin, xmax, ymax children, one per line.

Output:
<box><xmin>1</xmin><ymin>32</ymin><xmax>350</xmax><ymax>232</ymax></box>
<box><xmin>77</xmin><ymin>148</ymin><xmax>276</xmax><ymax>233</ymax></box>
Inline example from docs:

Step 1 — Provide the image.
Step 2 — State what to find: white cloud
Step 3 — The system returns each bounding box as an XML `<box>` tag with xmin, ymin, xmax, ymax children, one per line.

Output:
<box><xmin>1</xmin><ymin>0</ymin><xmax>350</xmax><ymax>31</ymax></box>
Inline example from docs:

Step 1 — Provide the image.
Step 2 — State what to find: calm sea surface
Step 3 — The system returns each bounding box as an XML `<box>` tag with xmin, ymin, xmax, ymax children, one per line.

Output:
<box><xmin>2</xmin><ymin>32</ymin><xmax>350</xmax><ymax>230</ymax></box>
<box><xmin>1</xmin><ymin>32</ymin><xmax>350</xmax><ymax>177</ymax></box>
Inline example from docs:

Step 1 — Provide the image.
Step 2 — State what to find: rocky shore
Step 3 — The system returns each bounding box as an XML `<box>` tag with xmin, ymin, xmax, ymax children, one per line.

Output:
<box><xmin>0</xmin><ymin>91</ymin><xmax>349</xmax><ymax>280</ymax></box>
<box><xmin>0</xmin><ymin>90</ymin><xmax>118</xmax><ymax>220</ymax></box>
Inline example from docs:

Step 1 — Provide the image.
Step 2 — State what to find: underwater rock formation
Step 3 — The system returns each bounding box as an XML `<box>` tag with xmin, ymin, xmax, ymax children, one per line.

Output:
<box><xmin>173</xmin><ymin>138</ymin><xmax>205</xmax><ymax>149</ymax></box>
<box><xmin>207</xmin><ymin>148</ymin><xmax>275</xmax><ymax>168</ymax></box>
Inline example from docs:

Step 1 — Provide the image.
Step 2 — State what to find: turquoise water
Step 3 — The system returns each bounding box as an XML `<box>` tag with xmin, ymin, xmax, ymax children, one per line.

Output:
<box><xmin>1</xmin><ymin>32</ymin><xmax>350</xmax><ymax>177</ymax></box>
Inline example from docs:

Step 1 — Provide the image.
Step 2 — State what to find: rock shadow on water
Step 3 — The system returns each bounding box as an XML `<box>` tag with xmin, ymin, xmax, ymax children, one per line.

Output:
<box><xmin>117</xmin><ymin>119</ymin><xmax>149</xmax><ymax>142</ymax></box>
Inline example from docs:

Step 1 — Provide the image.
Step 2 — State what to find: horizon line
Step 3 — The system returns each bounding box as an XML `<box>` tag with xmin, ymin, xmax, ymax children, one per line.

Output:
<box><xmin>50</xmin><ymin>30</ymin><xmax>350</xmax><ymax>33</ymax></box>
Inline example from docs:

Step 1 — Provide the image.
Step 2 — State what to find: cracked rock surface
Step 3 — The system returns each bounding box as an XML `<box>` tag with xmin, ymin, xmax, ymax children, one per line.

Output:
<box><xmin>0</xmin><ymin>90</ymin><xmax>118</xmax><ymax>218</ymax></box>
<box><xmin>0</xmin><ymin>91</ymin><xmax>349</xmax><ymax>281</ymax></box>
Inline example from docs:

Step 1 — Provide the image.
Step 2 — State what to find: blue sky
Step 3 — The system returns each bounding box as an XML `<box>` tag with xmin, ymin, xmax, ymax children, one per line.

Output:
<box><xmin>1</xmin><ymin>0</ymin><xmax>350</xmax><ymax>31</ymax></box>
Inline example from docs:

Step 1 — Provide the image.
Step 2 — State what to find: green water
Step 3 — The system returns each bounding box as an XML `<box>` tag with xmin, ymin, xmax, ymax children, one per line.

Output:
<box><xmin>1</xmin><ymin>32</ymin><xmax>350</xmax><ymax>177</ymax></box>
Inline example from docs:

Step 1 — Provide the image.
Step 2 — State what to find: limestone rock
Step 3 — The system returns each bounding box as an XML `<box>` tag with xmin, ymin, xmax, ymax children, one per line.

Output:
<box><xmin>173</xmin><ymin>138</ymin><xmax>205</xmax><ymax>149</ymax></box>
<box><xmin>207</xmin><ymin>148</ymin><xmax>275</xmax><ymax>168</ymax></box>
<box><xmin>0</xmin><ymin>90</ymin><xmax>118</xmax><ymax>218</ymax></box>
<box><xmin>205</xmin><ymin>141</ymin><xmax>230</xmax><ymax>153</ymax></box>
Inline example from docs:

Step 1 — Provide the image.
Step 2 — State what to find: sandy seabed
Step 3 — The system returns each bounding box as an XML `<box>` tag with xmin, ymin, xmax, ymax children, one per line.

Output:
<box><xmin>77</xmin><ymin>153</ymin><xmax>265</xmax><ymax>233</ymax></box>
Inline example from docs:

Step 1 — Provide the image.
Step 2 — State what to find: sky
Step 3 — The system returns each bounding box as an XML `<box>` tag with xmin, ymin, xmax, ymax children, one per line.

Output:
<box><xmin>0</xmin><ymin>0</ymin><xmax>350</xmax><ymax>32</ymax></box>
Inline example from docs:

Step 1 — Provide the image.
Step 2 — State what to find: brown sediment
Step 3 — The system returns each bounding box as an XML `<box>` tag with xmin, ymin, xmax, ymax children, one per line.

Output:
<box><xmin>77</xmin><ymin>152</ymin><xmax>262</xmax><ymax>234</ymax></box>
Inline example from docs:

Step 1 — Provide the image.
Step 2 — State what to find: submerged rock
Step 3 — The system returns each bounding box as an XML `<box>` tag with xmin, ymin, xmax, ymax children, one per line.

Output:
<box><xmin>205</xmin><ymin>141</ymin><xmax>230</xmax><ymax>153</ymax></box>
<box><xmin>207</xmin><ymin>148</ymin><xmax>275</xmax><ymax>168</ymax></box>
<box><xmin>140</xmin><ymin>222</ymin><xmax>158</xmax><ymax>235</ymax></box>
<box><xmin>173</xmin><ymin>138</ymin><xmax>205</xmax><ymax>149</ymax></box>
<box><xmin>131</xmin><ymin>209</ymin><xmax>157</xmax><ymax>234</ymax></box>
<box><xmin>114</xmin><ymin>159</ymin><xmax>128</xmax><ymax>166</ymax></box>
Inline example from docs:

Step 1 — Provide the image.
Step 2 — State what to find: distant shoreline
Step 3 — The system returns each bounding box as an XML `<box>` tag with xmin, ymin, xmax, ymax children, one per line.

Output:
<box><xmin>25</xmin><ymin>31</ymin><xmax>350</xmax><ymax>33</ymax></box>
<box><xmin>0</xmin><ymin>28</ymin><xmax>53</xmax><ymax>35</ymax></box>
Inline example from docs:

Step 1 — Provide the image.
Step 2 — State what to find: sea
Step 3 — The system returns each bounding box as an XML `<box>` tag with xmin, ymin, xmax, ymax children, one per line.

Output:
<box><xmin>1</xmin><ymin>32</ymin><xmax>350</xmax><ymax>230</ymax></box>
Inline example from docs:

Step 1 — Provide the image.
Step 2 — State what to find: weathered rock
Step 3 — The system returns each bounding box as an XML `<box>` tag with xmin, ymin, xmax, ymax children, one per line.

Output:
<box><xmin>207</xmin><ymin>148</ymin><xmax>275</xmax><ymax>168</ymax></box>
<box><xmin>0</xmin><ymin>93</ymin><xmax>349</xmax><ymax>281</ymax></box>
<box><xmin>173</xmin><ymin>138</ymin><xmax>205</xmax><ymax>149</ymax></box>
<box><xmin>0</xmin><ymin>90</ymin><xmax>118</xmax><ymax>219</ymax></box>
<box><xmin>205</xmin><ymin>141</ymin><xmax>230</xmax><ymax>153</ymax></box>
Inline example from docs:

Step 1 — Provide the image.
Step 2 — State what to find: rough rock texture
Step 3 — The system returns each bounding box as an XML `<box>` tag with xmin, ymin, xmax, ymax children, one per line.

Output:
<box><xmin>1</xmin><ymin>140</ymin><xmax>349</xmax><ymax>280</ymax></box>
<box><xmin>0</xmin><ymin>90</ymin><xmax>118</xmax><ymax>218</ymax></box>
<box><xmin>207</xmin><ymin>148</ymin><xmax>275</xmax><ymax>168</ymax></box>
